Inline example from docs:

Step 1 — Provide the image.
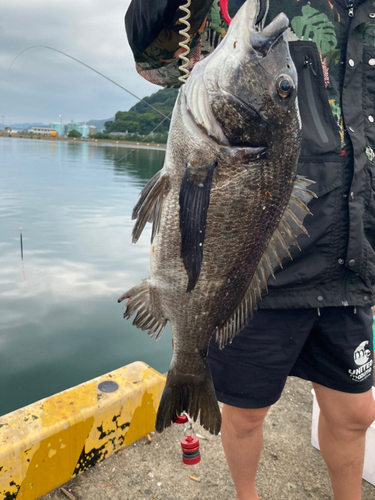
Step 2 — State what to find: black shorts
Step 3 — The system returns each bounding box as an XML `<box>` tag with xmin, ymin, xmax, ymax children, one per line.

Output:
<box><xmin>208</xmin><ymin>306</ymin><xmax>374</xmax><ymax>409</ymax></box>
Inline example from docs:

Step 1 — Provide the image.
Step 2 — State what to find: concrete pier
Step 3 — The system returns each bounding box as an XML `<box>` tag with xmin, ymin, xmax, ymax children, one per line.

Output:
<box><xmin>39</xmin><ymin>376</ymin><xmax>375</xmax><ymax>500</ymax></box>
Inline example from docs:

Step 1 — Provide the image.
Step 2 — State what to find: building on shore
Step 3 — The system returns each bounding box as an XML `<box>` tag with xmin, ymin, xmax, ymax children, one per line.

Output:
<box><xmin>66</xmin><ymin>121</ymin><xmax>82</xmax><ymax>134</ymax></box>
<box><xmin>78</xmin><ymin>124</ymin><xmax>90</xmax><ymax>138</ymax></box>
<box><xmin>3</xmin><ymin>127</ymin><xmax>25</xmax><ymax>135</ymax></box>
<box><xmin>30</xmin><ymin>126</ymin><xmax>51</xmax><ymax>135</ymax></box>
<box><xmin>23</xmin><ymin>122</ymin><xmax>98</xmax><ymax>139</ymax></box>
<box><xmin>50</xmin><ymin>122</ymin><xmax>65</xmax><ymax>136</ymax></box>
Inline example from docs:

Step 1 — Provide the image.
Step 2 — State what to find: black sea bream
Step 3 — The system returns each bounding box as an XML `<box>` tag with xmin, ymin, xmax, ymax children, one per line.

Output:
<box><xmin>119</xmin><ymin>0</ymin><xmax>316</xmax><ymax>434</ymax></box>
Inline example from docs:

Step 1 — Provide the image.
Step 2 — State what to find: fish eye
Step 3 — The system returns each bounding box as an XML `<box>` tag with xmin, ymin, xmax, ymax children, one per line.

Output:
<box><xmin>276</xmin><ymin>75</ymin><xmax>294</xmax><ymax>98</ymax></box>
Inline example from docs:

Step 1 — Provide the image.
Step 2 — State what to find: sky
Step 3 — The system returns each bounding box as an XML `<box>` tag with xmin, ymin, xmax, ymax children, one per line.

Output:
<box><xmin>0</xmin><ymin>0</ymin><xmax>159</xmax><ymax>127</ymax></box>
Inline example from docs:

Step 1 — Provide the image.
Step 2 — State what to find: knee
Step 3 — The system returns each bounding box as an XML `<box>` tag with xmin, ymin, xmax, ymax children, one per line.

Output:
<box><xmin>350</xmin><ymin>399</ymin><xmax>375</xmax><ymax>432</ymax></box>
<box><xmin>321</xmin><ymin>396</ymin><xmax>375</xmax><ymax>434</ymax></box>
<box><xmin>221</xmin><ymin>404</ymin><xmax>270</xmax><ymax>435</ymax></box>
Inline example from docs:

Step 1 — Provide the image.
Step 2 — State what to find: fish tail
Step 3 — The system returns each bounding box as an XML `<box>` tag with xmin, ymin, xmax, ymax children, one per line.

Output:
<box><xmin>155</xmin><ymin>364</ymin><xmax>221</xmax><ymax>435</ymax></box>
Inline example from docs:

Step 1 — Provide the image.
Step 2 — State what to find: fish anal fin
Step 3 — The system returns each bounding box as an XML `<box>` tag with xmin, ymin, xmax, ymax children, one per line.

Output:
<box><xmin>216</xmin><ymin>175</ymin><xmax>316</xmax><ymax>349</ymax></box>
<box><xmin>132</xmin><ymin>171</ymin><xmax>169</xmax><ymax>243</ymax></box>
<box><xmin>179</xmin><ymin>161</ymin><xmax>217</xmax><ymax>292</ymax></box>
<box><xmin>118</xmin><ymin>280</ymin><xmax>167</xmax><ymax>339</ymax></box>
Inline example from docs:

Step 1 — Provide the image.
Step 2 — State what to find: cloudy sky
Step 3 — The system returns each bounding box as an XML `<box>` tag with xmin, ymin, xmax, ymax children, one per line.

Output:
<box><xmin>0</xmin><ymin>0</ymin><xmax>158</xmax><ymax>126</ymax></box>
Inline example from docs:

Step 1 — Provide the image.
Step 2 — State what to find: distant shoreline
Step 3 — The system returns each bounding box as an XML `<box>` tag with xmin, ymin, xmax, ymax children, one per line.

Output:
<box><xmin>0</xmin><ymin>134</ymin><xmax>167</xmax><ymax>151</ymax></box>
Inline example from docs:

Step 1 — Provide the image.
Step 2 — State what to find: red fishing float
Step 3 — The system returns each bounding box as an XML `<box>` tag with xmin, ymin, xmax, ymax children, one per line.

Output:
<box><xmin>174</xmin><ymin>414</ymin><xmax>189</xmax><ymax>424</ymax></box>
<box><xmin>181</xmin><ymin>434</ymin><xmax>201</xmax><ymax>465</ymax></box>
<box><xmin>174</xmin><ymin>413</ymin><xmax>201</xmax><ymax>464</ymax></box>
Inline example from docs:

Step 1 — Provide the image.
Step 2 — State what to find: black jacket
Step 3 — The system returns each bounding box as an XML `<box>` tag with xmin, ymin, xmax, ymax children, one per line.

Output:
<box><xmin>261</xmin><ymin>0</ymin><xmax>375</xmax><ymax>309</ymax></box>
<box><xmin>125</xmin><ymin>0</ymin><xmax>375</xmax><ymax>309</ymax></box>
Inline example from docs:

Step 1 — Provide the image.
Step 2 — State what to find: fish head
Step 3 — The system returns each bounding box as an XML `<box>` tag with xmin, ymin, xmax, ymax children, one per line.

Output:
<box><xmin>203</xmin><ymin>0</ymin><xmax>299</xmax><ymax>148</ymax></box>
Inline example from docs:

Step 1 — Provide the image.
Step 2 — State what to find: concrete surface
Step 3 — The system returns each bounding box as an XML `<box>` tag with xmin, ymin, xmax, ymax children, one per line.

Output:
<box><xmin>39</xmin><ymin>376</ymin><xmax>375</xmax><ymax>500</ymax></box>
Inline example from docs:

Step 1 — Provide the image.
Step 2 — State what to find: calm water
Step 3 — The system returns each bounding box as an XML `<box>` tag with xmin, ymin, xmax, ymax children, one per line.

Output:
<box><xmin>0</xmin><ymin>137</ymin><xmax>172</xmax><ymax>416</ymax></box>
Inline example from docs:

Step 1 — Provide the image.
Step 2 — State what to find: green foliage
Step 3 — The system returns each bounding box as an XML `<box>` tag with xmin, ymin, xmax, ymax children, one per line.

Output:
<box><xmin>92</xmin><ymin>132</ymin><xmax>111</xmax><ymax>140</ymax></box>
<box><xmin>291</xmin><ymin>5</ymin><xmax>337</xmax><ymax>57</ymax></box>
<box><xmin>104</xmin><ymin>88</ymin><xmax>178</xmax><ymax>136</ymax></box>
<box><xmin>67</xmin><ymin>129</ymin><xmax>82</xmax><ymax>138</ymax></box>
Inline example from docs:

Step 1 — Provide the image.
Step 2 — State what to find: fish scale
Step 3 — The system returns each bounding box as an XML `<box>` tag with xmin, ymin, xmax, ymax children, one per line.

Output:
<box><xmin>118</xmin><ymin>0</ymin><xmax>317</xmax><ymax>434</ymax></box>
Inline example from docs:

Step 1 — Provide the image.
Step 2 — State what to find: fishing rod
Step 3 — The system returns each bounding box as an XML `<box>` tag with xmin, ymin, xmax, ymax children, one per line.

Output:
<box><xmin>8</xmin><ymin>45</ymin><xmax>171</xmax><ymax>122</ymax></box>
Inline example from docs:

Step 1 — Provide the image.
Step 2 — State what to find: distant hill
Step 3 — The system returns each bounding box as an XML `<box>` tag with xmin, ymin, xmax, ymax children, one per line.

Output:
<box><xmin>2</xmin><ymin>122</ymin><xmax>47</xmax><ymax>130</ymax></box>
<box><xmin>104</xmin><ymin>88</ymin><xmax>178</xmax><ymax>135</ymax></box>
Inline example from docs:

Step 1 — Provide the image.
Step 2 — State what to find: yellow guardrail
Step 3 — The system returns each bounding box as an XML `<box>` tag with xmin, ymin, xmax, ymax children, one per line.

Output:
<box><xmin>0</xmin><ymin>361</ymin><xmax>166</xmax><ymax>500</ymax></box>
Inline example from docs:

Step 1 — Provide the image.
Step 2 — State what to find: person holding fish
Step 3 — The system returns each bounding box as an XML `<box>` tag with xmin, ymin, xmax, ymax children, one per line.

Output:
<box><xmin>122</xmin><ymin>1</ymin><xmax>375</xmax><ymax>499</ymax></box>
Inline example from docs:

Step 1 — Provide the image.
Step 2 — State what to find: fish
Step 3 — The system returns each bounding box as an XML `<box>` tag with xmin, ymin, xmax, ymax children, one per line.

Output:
<box><xmin>118</xmin><ymin>0</ymin><xmax>316</xmax><ymax>435</ymax></box>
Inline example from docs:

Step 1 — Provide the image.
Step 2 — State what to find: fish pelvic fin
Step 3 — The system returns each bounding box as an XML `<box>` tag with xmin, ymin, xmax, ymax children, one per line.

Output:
<box><xmin>118</xmin><ymin>279</ymin><xmax>167</xmax><ymax>340</ymax></box>
<box><xmin>132</xmin><ymin>171</ymin><xmax>169</xmax><ymax>244</ymax></box>
<box><xmin>179</xmin><ymin>161</ymin><xmax>217</xmax><ymax>292</ymax></box>
<box><xmin>155</xmin><ymin>362</ymin><xmax>221</xmax><ymax>435</ymax></box>
<box><xmin>216</xmin><ymin>175</ymin><xmax>317</xmax><ymax>349</ymax></box>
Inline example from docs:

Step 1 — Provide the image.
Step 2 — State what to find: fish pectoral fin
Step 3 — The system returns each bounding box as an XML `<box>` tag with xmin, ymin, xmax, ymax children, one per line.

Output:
<box><xmin>179</xmin><ymin>160</ymin><xmax>217</xmax><ymax>292</ymax></box>
<box><xmin>132</xmin><ymin>170</ymin><xmax>169</xmax><ymax>243</ymax></box>
<box><xmin>118</xmin><ymin>279</ymin><xmax>167</xmax><ymax>339</ymax></box>
<box><xmin>216</xmin><ymin>175</ymin><xmax>317</xmax><ymax>349</ymax></box>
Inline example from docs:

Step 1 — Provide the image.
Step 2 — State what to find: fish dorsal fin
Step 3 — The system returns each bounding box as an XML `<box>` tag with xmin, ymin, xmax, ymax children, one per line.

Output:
<box><xmin>216</xmin><ymin>176</ymin><xmax>317</xmax><ymax>349</ymax></box>
<box><xmin>132</xmin><ymin>170</ymin><xmax>169</xmax><ymax>243</ymax></box>
<box><xmin>180</xmin><ymin>161</ymin><xmax>217</xmax><ymax>292</ymax></box>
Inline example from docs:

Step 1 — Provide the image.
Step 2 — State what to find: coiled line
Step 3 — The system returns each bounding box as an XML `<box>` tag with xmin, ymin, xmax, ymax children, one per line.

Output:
<box><xmin>178</xmin><ymin>0</ymin><xmax>192</xmax><ymax>84</ymax></box>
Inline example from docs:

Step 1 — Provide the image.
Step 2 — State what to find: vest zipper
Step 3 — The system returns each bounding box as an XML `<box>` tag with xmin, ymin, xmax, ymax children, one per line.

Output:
<box><xmin>303</xmin><ymin>55</ymin><xmax>329</xmax><ymax>144</ymax></box>
<box><xmin>304</xmin><ymin>55</ymin><xmax>317</xmax><ymax>76</ymax></box>
<box><xmin>346</xmin><ymin>1</ymin><xmax>354</xmax><ymax>17</ymax></box>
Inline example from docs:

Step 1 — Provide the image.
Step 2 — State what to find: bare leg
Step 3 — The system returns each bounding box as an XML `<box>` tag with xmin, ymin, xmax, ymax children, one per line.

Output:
<box><xmin>313</xmin><ymin>382</ymin><xmax>375</xmax><ymax>500</ymax></box>
<box><xmin>220</xmin><ymin>404</ymin><xmax>270</xmax><ymax>500</ymax></box>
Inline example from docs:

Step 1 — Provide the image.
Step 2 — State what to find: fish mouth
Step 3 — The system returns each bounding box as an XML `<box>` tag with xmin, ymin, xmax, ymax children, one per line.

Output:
<box><xmin>249</xmin><ymin>13</ymin><xmax>290</xmax><ymax>57</ymax></box>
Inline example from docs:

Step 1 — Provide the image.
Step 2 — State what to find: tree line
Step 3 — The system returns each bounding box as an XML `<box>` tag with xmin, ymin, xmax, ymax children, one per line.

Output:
<box><xmin>102</xmin><ymin>88</ymin><xmax>178</xmax><ymax>143</ymax></box>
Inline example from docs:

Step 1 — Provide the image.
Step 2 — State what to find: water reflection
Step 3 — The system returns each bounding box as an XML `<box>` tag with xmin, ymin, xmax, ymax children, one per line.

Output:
<box><xmin>109</xmin><ymin>146</ymin><xmax>165</xmax><ymax>183</ymax></box>
<box><xmin>0</xmin><ymin>138</ymin><xmax>172</xmax><ymax>416</ymax></box>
